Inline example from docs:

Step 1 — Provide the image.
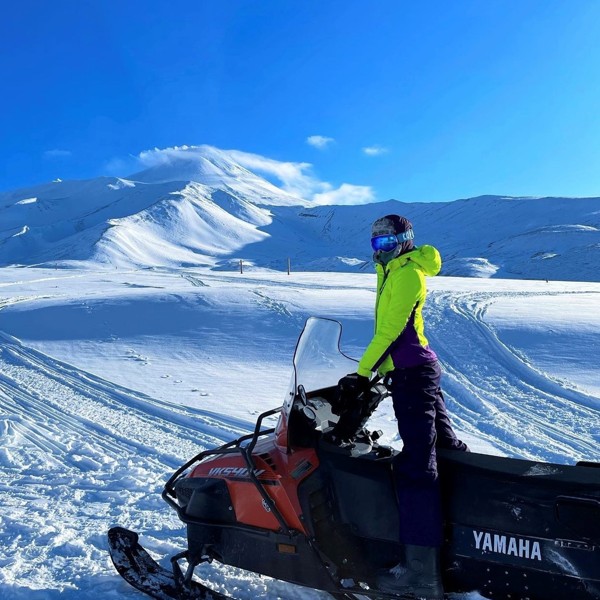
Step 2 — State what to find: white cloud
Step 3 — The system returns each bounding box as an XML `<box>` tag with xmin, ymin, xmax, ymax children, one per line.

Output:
<box><xmin>306</xmin><ymin>135</ymin><xmax>335</xmax><ymax>149</ymax></box>
<box><xmin>227</xmin><ymin>149</ymin><xmax>317</xmax><ymax>199</ymax></box>
<box><xmin>44</xmin><ymin>149</ymin><xmax>72</xmax><ymax>159</ymax></box>
<box><xmin>313</xmin><ymin>183</ymin><xmax>375</xmax><ymax>206</ymax></box>
<box><xmin>105</xmin><ymin>145</ymin><xmax>212</xmax><ymax>177</ymax></box>
<box><xmin>104</xmin><ymin>144</ymin><xmax>376</xmax><ymax>206</ymax></box>
<box><xmin>362</xmin><ymin>145</ymin><xmax>389</xmax><ymax>156</ymax></box>
<box><xmin>136</xmin><ymin>145</ymin><xmax>198</xmax><ymax>168</ymax></box>
<box><xmin>228</xmin><ymin>149</ymin><xmax>375</xmax><ymax>205</ymax></box>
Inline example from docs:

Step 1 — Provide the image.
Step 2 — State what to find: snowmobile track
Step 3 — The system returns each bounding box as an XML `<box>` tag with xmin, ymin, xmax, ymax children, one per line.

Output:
<box><xmin>427</xmin><ymin>290</ymin><xmax>599</xmax><ymax>463</ymax></box>
<box><xmin>0</xmin><ymin>333</ymin><xmax>248</xmax><ymax>466</ymax></box>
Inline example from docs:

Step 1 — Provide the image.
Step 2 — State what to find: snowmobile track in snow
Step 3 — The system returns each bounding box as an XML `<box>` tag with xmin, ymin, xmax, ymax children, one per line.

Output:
<box><xmin>0</xmin><ymin>333</ymin><xmax>248</xmax><ymax>467</ymax></box>
<box><xmin>428</xmin><ymin>290</ymin><xmax>599</xmax><ymax>463</ymax></box>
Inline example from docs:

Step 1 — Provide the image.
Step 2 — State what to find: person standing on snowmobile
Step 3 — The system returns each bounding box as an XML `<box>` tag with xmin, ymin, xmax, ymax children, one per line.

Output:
<box><xmin>337</xmin><ymin>214</ymin><xmax>467</xmax><ymax>600</ymax></box>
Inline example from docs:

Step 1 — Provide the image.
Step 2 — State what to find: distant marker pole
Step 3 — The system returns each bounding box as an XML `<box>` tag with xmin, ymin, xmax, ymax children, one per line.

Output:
<box><xmin>287</xmin><ymin>258</ymin><xmax>291</xmax><ymax>275</ymax></box>
<box><xmin>240</xmin><ymin>259</ymin><xmax>243</xmax><ymax>274</ymax></box>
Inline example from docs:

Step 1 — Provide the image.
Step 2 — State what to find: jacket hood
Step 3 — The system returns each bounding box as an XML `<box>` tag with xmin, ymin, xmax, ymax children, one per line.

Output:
<box><xmin>388</xmin><ymin>245</ymin><xmax>442</xmax><ymax>276</ymax></box>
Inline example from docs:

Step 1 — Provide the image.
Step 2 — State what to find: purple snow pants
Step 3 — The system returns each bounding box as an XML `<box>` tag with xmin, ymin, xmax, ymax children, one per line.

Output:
<box><xmin>390</xmin><ymin>360</ymin><xmax>467</xmax><ymax>547</ymax></box>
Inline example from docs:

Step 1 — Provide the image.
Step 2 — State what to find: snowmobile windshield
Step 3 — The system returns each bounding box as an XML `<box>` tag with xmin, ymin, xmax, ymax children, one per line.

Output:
<box><xmin>286</xmin><ymin>317</ymin><xmax>358</xmax><ymax>403</ymax></box>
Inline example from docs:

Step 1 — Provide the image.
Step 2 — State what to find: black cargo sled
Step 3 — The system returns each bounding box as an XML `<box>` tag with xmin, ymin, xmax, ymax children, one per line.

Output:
<box><xmin>108</xmin><ymin>317</ymin><xmax>600</xmax><ymax>600</ymax></box>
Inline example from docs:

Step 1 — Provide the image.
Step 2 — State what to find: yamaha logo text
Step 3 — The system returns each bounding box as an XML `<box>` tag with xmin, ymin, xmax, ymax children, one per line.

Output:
<box><xmin>473</xmin><ymin>530</ymin><xmax>542</xmax><ymax>561</ymax></box>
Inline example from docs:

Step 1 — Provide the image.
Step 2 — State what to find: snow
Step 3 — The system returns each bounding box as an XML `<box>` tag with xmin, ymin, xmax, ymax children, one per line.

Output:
<box><xmin>0</xmin><ymin>266</ymin><xmax>598</xmax><ymax>599</ymax></box>
<box><xmin>107</xmin><ymin>179</ymin><xmax>136</xmax><ymax>191</ymax></box>
<box><xmin>0</xmin><ymin>145</ymin><xmax>598</xmax><ymax>598</ymax></box>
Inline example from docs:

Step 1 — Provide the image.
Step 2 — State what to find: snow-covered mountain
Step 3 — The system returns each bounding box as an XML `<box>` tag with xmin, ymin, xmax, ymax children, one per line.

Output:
<box><xmin>1</xmin><ymin>145</ymin><xmax>599</xmax><ymax>281</ymax></box>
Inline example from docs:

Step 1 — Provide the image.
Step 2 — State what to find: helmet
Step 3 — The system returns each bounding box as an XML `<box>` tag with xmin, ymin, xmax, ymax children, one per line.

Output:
<box><xmin>371</xmin><ymin>215</ymin><xmax>414</xmax><ymax>264</ymax></box>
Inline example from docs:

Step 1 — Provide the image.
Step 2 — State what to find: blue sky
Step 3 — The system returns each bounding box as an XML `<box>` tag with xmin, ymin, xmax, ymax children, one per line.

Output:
<box><xmin>2</xmin><ymin>0</ymin><xmax>600</xmax><ymax>202</ymax></box>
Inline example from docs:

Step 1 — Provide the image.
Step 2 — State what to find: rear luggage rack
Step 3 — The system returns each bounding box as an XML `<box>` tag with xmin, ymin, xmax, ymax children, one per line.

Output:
<box><xmin>162</xmin><ymin>407</ymin><xmax>294</xmax><ymax>534</ymax></box>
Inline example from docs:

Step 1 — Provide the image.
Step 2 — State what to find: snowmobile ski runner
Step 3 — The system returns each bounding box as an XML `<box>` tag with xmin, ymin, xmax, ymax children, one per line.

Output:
<box><xmin>108</xmin><ymin>317</ymin><xmax>600</xmax><ymax>600</ymax></box>
<box><xmin>108</xmin><ymin>526</ymin><xmax>229</xmax><ymax>600</ymax></box>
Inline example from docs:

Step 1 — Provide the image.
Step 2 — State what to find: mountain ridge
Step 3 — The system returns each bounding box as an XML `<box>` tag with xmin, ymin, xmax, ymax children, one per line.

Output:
<box><xmin>1</xmin><ymin>146</ymin><xmax>599</xmax><ymax>281</ymax></box>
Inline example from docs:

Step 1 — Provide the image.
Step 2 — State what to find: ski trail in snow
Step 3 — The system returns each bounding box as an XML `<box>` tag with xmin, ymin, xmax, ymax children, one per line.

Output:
<box><xmin>427</xmin><ymin>290</ymin><xmax>599</xmax><ymax>463</ymax></box>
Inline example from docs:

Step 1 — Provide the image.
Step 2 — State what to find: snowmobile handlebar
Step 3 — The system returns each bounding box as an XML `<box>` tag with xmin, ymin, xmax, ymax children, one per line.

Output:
<box><xmin>327</xmin><ymin>380</ymin><xmax>389</xmax><ymax>444</ymax></box>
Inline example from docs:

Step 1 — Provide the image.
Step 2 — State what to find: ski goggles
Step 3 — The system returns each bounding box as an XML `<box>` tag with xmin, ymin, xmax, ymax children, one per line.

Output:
<box><xmin>371</xmin><ymin>229</ymin><xmax>414</xmax><ymax>252</ymax></box>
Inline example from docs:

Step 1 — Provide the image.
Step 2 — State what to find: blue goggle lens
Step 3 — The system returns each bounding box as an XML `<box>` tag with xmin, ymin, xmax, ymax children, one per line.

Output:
<box><xmin>371</xmin><ymin>234</ymin><xmax>399</xmax><ymax>252</ymax></box>
<box><xmin>371</xmin><ymin>228</ymin><xmax>414</xmax><ymax>252</ymax></box>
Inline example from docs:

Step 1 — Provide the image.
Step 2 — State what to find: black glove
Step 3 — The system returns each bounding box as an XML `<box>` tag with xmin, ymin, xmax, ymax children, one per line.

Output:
<box><xmin>336</xmin><ymin>373</ymin><xmax>371</xmax><ymax>404</ymax></box>
<box><xmin>331</xmin><ymin>373</ymin><xmax>369</xmax><ymax>417</ymax></box>
<box><xmin>330</xmin><ymin>373</ymin><xmax>373</xmax><ymax>438</ymax></box>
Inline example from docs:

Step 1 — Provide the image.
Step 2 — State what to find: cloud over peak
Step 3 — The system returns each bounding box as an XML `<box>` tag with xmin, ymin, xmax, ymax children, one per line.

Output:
<box><xmin>105</xmin><ymin>144</ymin><xmax>376</xmax><ymax>206</ymax></box>
<box><xmin>229</xmin><ymin>148</ymin><xmax>374</xmax><ymax>205</ymax></box>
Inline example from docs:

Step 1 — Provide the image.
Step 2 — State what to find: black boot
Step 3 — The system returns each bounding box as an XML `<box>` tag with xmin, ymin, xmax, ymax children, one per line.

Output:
<box><xmin>375</xmin><ymin>544</ymin><xmax>444</xmax><ymax>599</ymax></box>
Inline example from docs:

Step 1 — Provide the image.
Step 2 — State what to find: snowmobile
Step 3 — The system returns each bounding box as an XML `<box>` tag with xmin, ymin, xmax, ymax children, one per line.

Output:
<box><xmin>108</xmin><ymin>317</ymin><xmax>600</xmax><ymax>600</ymax></box>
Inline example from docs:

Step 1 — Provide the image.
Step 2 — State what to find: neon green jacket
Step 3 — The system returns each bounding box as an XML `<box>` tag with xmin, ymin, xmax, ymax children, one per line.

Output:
<box><xmin>357</xmin><ymin>245</ymin><xmax>441</xmax><ymax>377</ymax></box>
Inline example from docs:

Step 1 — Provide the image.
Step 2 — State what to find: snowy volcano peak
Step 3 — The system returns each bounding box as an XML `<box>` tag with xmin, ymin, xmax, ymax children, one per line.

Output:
<box><xmin>127</xmin><ymin>145</ymin><xmax>306</xmax><ymax>207</ymax></box>
<box><xmin>128</xmin><ymin>145</ymin><xmax>250</xmax><ymax>185</ymax></box>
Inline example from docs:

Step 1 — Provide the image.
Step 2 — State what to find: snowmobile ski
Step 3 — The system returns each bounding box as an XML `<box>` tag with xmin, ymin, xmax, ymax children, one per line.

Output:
<box><xmin>106</xmin><ymin>527</ymin><xmax>422</xmax><ymax>600</ymax></box>
<box><xmin>107</xmin><ymin>527</ymin><xmax>229</xmax><ymax>600</ymax></box>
